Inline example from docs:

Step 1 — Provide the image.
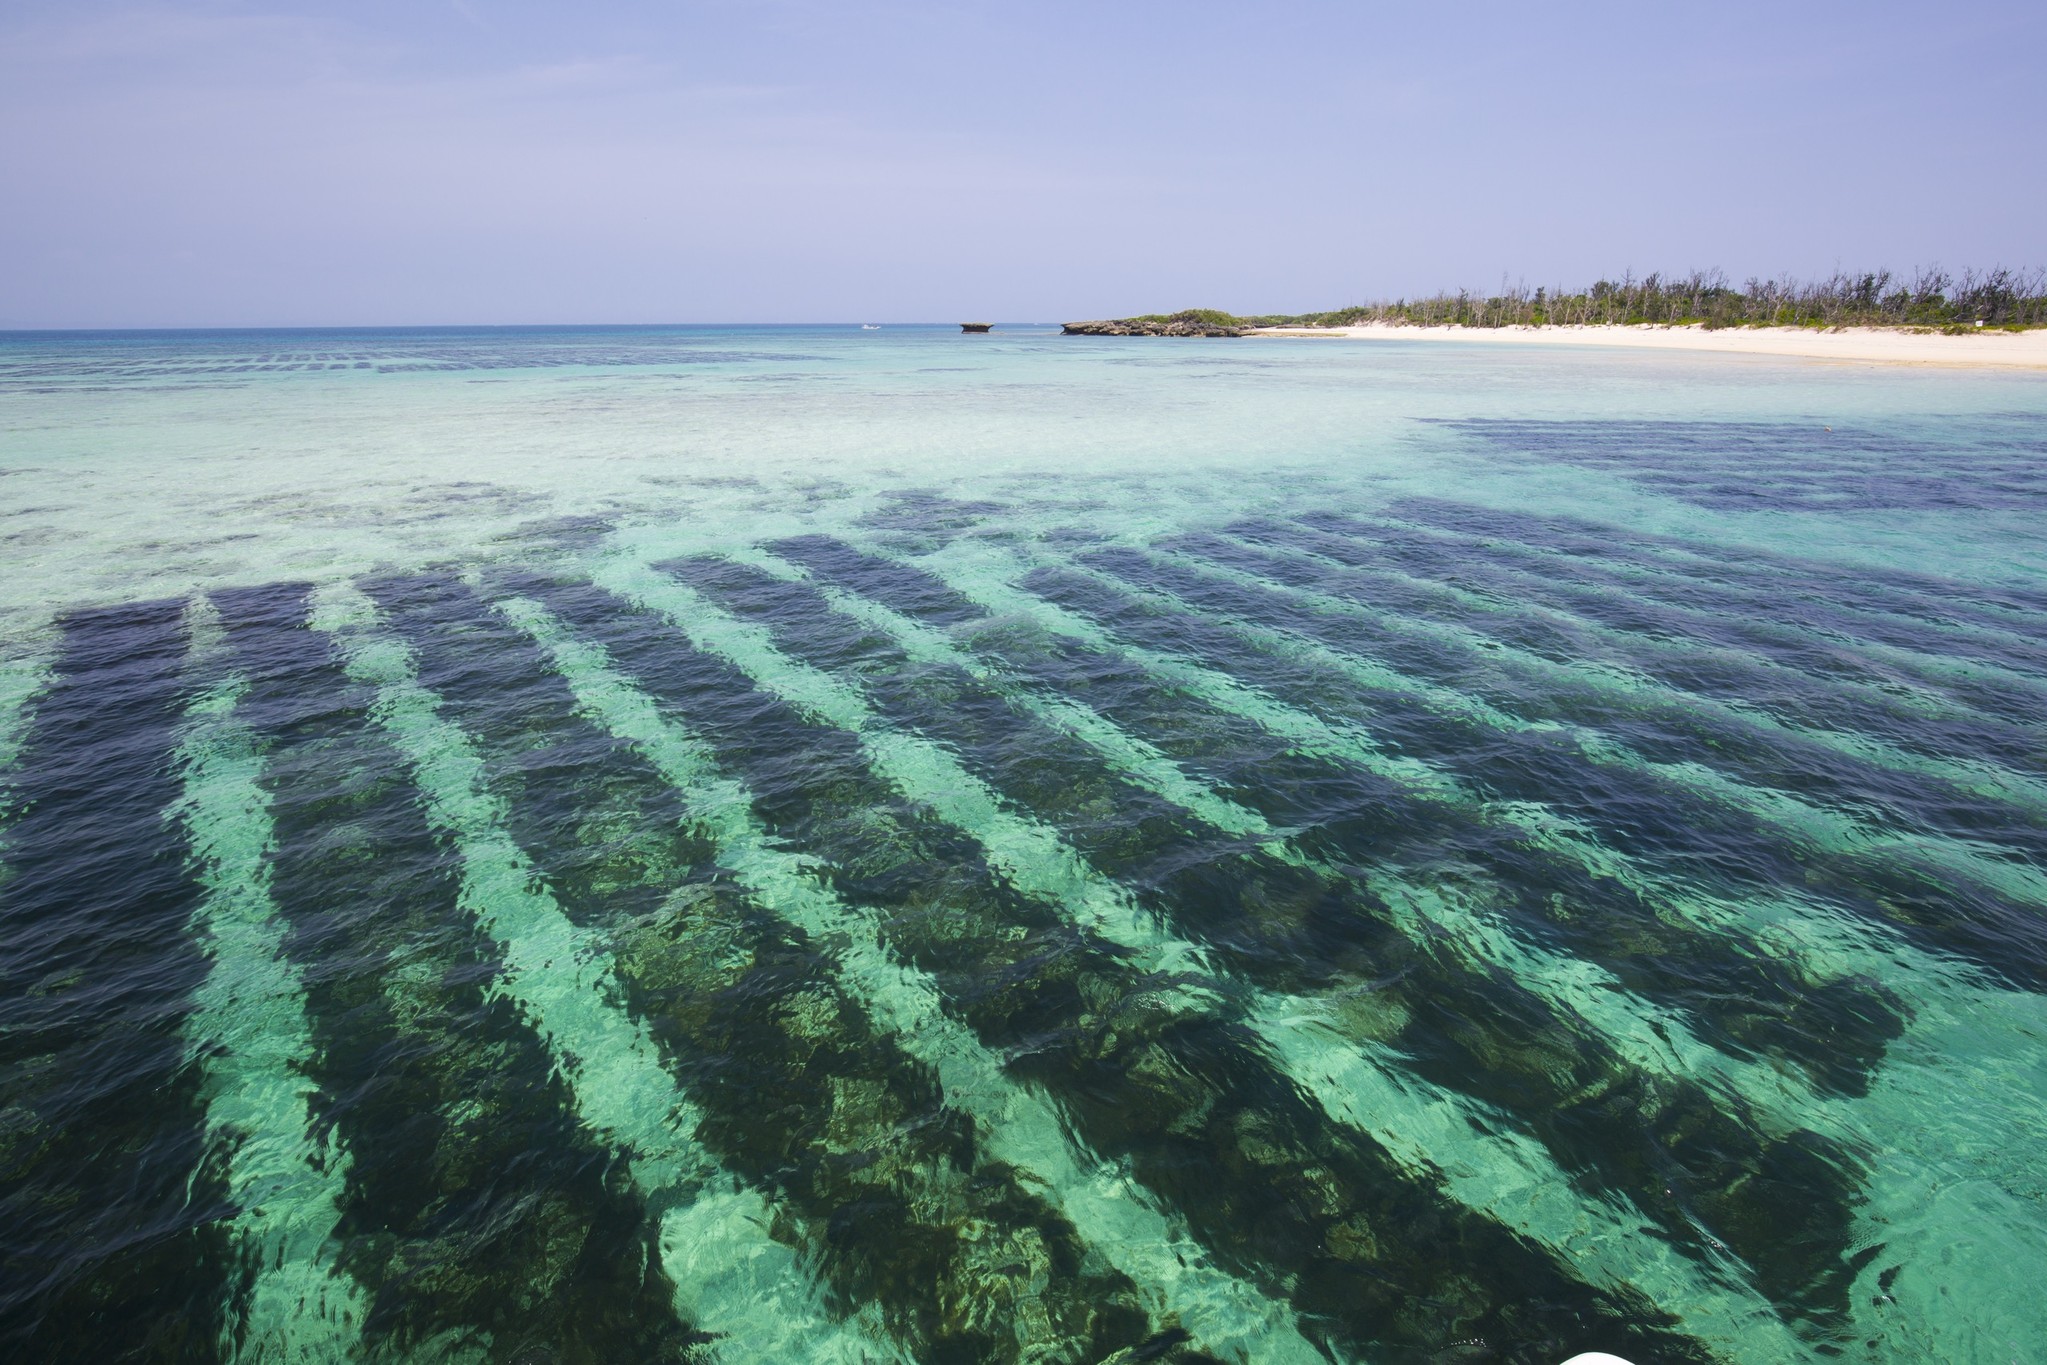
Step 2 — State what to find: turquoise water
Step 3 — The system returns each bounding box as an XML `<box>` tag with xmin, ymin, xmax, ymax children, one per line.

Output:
<box><xmin>1</xmin><ymin>324</ymin><xmax>2043</xmax><ymax>1364</ymax></box>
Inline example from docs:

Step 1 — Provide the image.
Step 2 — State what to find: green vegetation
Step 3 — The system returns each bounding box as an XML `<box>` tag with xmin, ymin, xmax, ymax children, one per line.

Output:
<box><xmin>1152</xmin><ymin>267</ymin><xmax>2047</xmax><ymax>331</ymax></box>
<box><xmin>1124</xmin><ymin>308</ymin><xmax>1254</xmax><ymax>328</ymax></box>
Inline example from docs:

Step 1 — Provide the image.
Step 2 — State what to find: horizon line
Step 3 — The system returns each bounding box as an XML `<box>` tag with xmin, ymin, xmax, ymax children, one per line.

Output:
<box><xmin>0</xmin><ymin>321</ymin><xmax>1074</xmax><ymax>335</ymax></box>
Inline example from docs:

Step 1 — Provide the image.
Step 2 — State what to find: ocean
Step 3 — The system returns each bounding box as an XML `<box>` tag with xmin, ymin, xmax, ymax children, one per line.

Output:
<box><xmin>1</xmin><ymin>323</ymin><xmax>2043</xmax><ymax>1364</ymax></box>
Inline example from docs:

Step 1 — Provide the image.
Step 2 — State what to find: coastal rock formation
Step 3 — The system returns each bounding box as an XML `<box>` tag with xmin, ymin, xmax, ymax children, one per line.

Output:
<box><xmin>1061</xmin><ymin>311</ymin><xmax>1250</xmax><ymax>337</ymax></box>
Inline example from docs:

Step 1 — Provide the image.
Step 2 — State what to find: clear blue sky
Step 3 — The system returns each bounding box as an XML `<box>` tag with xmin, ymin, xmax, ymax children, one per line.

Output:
<box><xmin>3</xmin><ymin>1</ymin><xmax>2040</xmax><ymax>327</ymax></box>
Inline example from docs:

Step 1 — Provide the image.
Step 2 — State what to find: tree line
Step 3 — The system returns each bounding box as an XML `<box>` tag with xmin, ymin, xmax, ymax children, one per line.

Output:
<box><xmin>1179</xmin><ymin>267</ymin><xmax>2047</xmax><ymax>331</ymax></box>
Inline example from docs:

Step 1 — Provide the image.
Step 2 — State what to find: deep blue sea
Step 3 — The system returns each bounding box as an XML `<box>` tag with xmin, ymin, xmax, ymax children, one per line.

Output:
<box><xmin>2</xmin><ymin>324</ymin><xmax>2044</xmax><ymax>1364</ymax></box>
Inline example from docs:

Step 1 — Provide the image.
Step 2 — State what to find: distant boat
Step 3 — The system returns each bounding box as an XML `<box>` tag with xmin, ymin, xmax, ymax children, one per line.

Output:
<box><xmin>861</xmin><ymin>324</ymin><xmax>881</xmax><ymax>330</ymax></box>
<box><xmin>960</xmin><ymin>322</ymin><xmax>992</xmax><ymax>333</ymax></box>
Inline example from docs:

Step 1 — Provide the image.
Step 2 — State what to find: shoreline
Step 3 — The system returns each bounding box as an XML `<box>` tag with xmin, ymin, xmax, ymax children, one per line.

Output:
<box><xmin>1243</xmin><ymin>321</ymin><xmax>2047</xmax><ymax>369</ymax></box>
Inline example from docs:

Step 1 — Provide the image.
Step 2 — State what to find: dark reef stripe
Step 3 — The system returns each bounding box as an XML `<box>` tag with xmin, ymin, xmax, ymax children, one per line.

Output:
<box><xmin>1205</xmin><ymin>514</ymin><xmax>2047</xmax><ymax>870</ymax></box>
<box><xmin>518</xmin><ymin>567</ymin><xmax>1735</xmax><ymax>1365</ymax></box>
<box><xmin>0</xmin><ymin>598</ymin><xmax>229</xmax><ymax>1360</ymax></box>
<box><xmin>1293</xmin><ymin>509</ymin><xmax>2047</xmax><ymax>772</ymax></box>
<box><xmin>896</xmin><ymin>534</ymin><xmax>1980</xmax><ymax>1020</ymax></box>
<box><xmin>1121</xmin><ymin>534</ymin><xmax>2047</xmax><ymax>981</ymax></box>
<box><xmin>1203</xmin><ymin>519</ymin><xmax>2047</xmax><ymax>862</ymax></box>
<box><xmin>769</xmin><ymin>534</ymin><xmax>988</xmax><ymax>625</ymax></box>
<box><xmin>1326</xmin><ymin>504</ymin><xmax>2047</xmax><ymax>752</ymax></box>
<box><xmin>1358</xmin><ymin>501</ymin><xmax>2047</xmax><ymax>740</ymax></box>
<box><xmin>774</xmin><ymin>528</ymin><xmax>2038</xmax><ymax>859</ymax></box>
<box><xmin>736</xmin><ymin>541</ymin><xmax>1868</xmax><ymax>1317</ymax></box>
<box><xmin>1021</xmin><ymin>555</ymin><xmax>1911</xmax><ymax>1088</ymax></box>
<box><xmin>210</xmin><ymin>581</ymin><xmax>689</xmax><ymax>1364</ymax></box>
<box><xmin>1385</xmin><ymin>496</ymin><xmax>2047</xmax><ymax>688</ymax></box>
<box><xmin>1388</xmin><ymin>489</ymin><xmax>2047</xmax><ymax>646</ymax></box>
<box><xmin>1426</xmin><ymin>416</ymin><xmax>2047</xmax><ymax>568</ymax></box>
<box><xmin>373</xmin><ymin>570</ymin><xmax>1170</xmax><ymax>1365</ymax></box>
<box><xmin>1146</xmin><ymin>532</ymin><xmax>2047</xmax><ymax>991</ymax></box>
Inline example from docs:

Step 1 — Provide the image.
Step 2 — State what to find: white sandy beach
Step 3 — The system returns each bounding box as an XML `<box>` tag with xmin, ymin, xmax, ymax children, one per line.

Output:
<box><xmin>1249</xmin><ymin>321</ymin><xmax>2047</xmax><ymax>369</ymax></box>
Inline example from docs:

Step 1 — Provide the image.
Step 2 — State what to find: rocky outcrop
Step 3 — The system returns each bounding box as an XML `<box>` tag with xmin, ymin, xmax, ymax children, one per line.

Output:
<box><xmin>1061</xmin><ymin>312</ymin><xmax>1250</xmax><ymax>337</ymax></box>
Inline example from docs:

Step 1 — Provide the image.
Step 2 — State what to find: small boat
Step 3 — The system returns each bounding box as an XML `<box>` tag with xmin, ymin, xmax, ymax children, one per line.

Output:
<box><xmin>960</xmin><ymin>322</ymin><xmax>992</xmax><ymax>333</ymax></box>
<box><xmin>861</xmin><ymin>324</ymin><xmax>881</xmax><ymax>330</ymax></box>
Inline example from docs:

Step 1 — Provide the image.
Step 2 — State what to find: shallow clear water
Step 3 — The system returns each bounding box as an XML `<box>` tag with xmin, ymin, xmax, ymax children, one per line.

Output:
<box><xmin>2</xmin><ymin>324</ymin><xmax>2044</xmax><ymax>1364</ymax></box>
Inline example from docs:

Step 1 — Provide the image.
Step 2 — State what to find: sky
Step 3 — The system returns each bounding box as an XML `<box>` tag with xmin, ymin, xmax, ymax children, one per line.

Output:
<box><xmin>2</xmin><ymin>0</ymin><xmax>2042</xmax><ymax>327</ymax></box>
